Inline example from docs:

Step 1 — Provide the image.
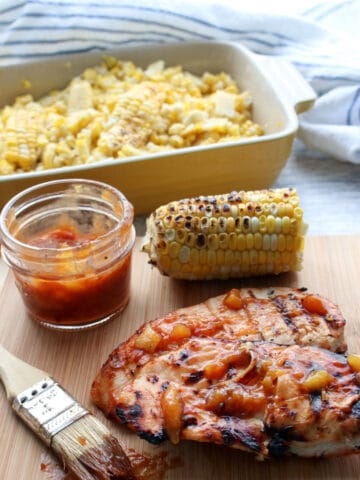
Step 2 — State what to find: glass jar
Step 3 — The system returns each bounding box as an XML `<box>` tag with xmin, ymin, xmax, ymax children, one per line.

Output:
<box><xmin>0</xmin><ymin>179</ymin><xmax>135</xmax><ymax>331</ymax></box>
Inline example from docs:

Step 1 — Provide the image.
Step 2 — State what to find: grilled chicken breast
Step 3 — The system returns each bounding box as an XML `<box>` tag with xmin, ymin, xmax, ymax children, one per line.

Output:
<box><xmin>91</xmin><ymin>288</ymin><xmax>353</xmax><ymax>458</ymax></box>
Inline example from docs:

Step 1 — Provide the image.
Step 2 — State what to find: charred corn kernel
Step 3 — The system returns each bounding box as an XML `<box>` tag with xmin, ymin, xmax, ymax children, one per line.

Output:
<box><xmin>218</xmin><ymin>216</ymin><xmax>227</xmax><ymax>233</ymax></box>
<box><xmin>224</xmin><ymin>289</ymin><xmax>243</xmax><ymax>310</ymax></box>
<box><xmin>143</xmin><ymin>188</ymin><xmax>306</xmax><ymax>279</ymax></box>
<box><xmin>348</xmin><ymin>354</ymin><xmax>360</xmax><ymax>372</ymax></box>
<box><xmin>208</xmin><ymin>233</ymin><xmax>219</xmax><ymax>250</ymax></box>
<box><xmin>303</xmin><ymin>370</ymin><xmax>334</xmax><ymax>391</ymax></box>
<box><xmin>134</xmin><ymin>326</ymin><xmax>162</xmax><ymax>353</ymax></box>
<box><xmin>161</xmin><ymin>384</ymin><xmax>183</xmax><ymax>445</ymax></box>
<box><xmin>208</xmin><ymin>217</ymin><xmax>218</xmax><ymax>233</ymax></box>
<box><xmin>302</xmin><ymin>295</ymin><xmax>328</xmax><ymax>315</ymax></box>
<box><xmin>200</xmin><ymin>217</ymin><xmax>209</xmax><ymax>232</ymax></box>
<box><xmin>185</xmin><ymin>232</ymin><xmax>196</xmax><ymax>247</ymax></box>
<box><xmin>156</xmin><ymin>240</ymin><xmax>168</xmax><ymax>255</ymax></box>
<box><xmin>219</xmin><ymin>232</ymin><xmax>228</xmax><ymax>249</ymax></box>
<box><xmin>175</xmin><ymin>228</ymin><xmax>186</xmax><ymax>244</ymax></box>
<box><xmin>163</xmin><ymin>215</ymin><xmax>174</xmax><ymax>228</ymax></box>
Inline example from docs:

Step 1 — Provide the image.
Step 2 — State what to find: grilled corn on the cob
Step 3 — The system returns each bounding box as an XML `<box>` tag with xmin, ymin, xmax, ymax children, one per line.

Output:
<box><xmin>142</xmin><ymin>188</ymin><xmax>307</xmax><ymax>280</ymax></box>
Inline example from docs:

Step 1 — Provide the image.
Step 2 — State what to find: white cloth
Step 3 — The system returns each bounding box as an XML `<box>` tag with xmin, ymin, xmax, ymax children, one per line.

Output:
<box><xmin>0</xmin><ymin>0</ymin><xmax>359</xmax><ymax>163</ymax></box>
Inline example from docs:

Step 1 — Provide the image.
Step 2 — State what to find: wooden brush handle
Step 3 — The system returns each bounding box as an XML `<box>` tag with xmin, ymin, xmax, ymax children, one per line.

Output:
<box><xmin>0</xmin><ymin>344</ymin><xmax>48</xmax><ymax>401</ymax></box>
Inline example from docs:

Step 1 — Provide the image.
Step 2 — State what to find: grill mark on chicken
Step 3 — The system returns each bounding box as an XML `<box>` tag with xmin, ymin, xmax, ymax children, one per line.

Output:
<box><xmin>244</xmin><ymin>294</ymin><xmax>298</xmax><ymax>346</ymax></box>
<box><xmin>265</xmin><ymin>426</ymin><xmax>296</xmax><ymax>458</ymax></box>
<box><xmin>139</xmin><ymin>429</ymin><xmax>168</xmax><ymax>445</ymax></box>
<box><xmin>186</xmin><ymin>371</ymin><xmax>204</xmax><ymax>385</ymax></box>
<box><xmin>271</xmin><ymin>295</ymin><xmax>298</xmax><ymax>332</ymax></box>
<box><xmin>220</xmin><ymin>423</ymin><xmax>261</xmax><ymax>452</ymax></box>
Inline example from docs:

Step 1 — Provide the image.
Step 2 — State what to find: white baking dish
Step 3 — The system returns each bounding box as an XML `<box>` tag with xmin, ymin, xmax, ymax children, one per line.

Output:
<box><xmin>0</xmin><ymin>41</ymin><xmax>316</xmax><ymax>213</ymax></box>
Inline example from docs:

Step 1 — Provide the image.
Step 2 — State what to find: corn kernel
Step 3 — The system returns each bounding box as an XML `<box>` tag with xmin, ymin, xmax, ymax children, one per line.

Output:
<box><xmin>237</xmin><ymin>233</ymin><xmax>246</xmax><ymax>250</ymax></box>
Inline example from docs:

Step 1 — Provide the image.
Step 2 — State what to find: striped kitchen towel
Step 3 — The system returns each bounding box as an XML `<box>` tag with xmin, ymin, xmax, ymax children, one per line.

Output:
<box><xmin>0</xmin><ymin>0</ymin><xmax>359</xmax><ymax>163</ymax></box>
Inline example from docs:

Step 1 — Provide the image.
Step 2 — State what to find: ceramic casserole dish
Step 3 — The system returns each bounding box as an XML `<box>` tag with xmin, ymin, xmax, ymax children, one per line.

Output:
<box><xmin>0</xmin><ymin>41</ymin><xmax>316</xmax><ymax>213</ymax></box>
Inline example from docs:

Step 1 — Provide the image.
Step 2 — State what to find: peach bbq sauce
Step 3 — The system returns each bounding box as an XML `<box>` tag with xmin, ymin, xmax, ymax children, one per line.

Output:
<box><xmin>0</xmin><ymin>180</ymin><xmax>135</xmax><ymax>330</ymax></box>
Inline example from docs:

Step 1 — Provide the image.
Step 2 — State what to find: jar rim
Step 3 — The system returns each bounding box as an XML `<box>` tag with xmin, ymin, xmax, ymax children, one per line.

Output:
<box><xmin>0</xmin><ymin>178</ymin><xmax>134</xmax><ymax>254</ymax></box>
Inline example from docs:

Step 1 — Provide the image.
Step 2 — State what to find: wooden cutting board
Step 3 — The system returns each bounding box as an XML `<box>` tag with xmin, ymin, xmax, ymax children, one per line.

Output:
<box><xmin>1</xmin><ymin>235</ymin><xmax>360</xmax><ymax>480</ymax></box>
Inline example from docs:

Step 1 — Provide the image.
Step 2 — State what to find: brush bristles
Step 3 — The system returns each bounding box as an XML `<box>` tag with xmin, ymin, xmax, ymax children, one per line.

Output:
<box><xmin>51</xmin><ymin>414</ymin><xmax>134</xmax><ymax>480</ymax></box>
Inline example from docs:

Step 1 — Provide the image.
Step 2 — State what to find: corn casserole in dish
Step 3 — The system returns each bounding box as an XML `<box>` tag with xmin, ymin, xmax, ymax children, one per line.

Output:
<box><xmin>0</xmin><ymin>41</ymin><xmax>316</xmax><ymax>213</ymax></box>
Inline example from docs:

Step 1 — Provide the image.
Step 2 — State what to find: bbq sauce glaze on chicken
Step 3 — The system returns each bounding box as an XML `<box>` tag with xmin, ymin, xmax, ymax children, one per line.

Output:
<box><xmin>92</xmin><ymin>288</ymin><xmax>360</xmax><ymax>459</ymax></box>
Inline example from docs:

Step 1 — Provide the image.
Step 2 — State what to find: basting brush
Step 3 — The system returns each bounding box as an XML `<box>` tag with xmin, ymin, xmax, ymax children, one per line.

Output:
<box><xmin>0</xmin><ymin>344</ymin><xmax>135</xmax><ymax>480</ymax></box>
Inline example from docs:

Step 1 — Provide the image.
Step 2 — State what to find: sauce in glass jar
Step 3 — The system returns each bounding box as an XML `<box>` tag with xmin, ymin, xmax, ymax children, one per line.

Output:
<box><xmin>0</xmin><ymin>179</ymin><xmax>135</xmax><ymax>330</ymax></box>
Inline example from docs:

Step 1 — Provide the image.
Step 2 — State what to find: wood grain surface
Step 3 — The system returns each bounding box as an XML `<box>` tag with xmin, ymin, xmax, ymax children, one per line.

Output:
<box><xmin>1</xmin><ymin>236</ymin><xmax>360</xmax><ymax>480</ymax></box>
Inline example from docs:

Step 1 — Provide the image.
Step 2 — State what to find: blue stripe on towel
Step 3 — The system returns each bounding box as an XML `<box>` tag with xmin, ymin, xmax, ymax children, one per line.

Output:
<box><xmin>0</xmin><ymin>3</ymin><xmax>310</xmax><ymax>45</ymax></box>
<box><xmin>11</xmin><ymin>2</ymin><xmax>297</xmax><ymax>38</ymax></box>
<box><xmin>0</xmin><ymin>14</ymin><xmax>212</xmax><ymax>40</ymax></box>
<box><xmin>0</xmin><ymin>39</ymin><xmax>179</xmax><ymax>60</ymax></box>
<box><xmin>0</xmin><ymin>1</ymin><xmax>25</xmax><ymax>15</ymax></box>
<box><xmin>312</xmin><ymin>0</ymin><xmax>354</xmax><ymax>20</ymax></box>
<box><xmin>1</xmin><ymin>30</ymin><xmax>185</xmax><ymax>45</ymax></box>
<box><xmin>347</xmin><ymin>87</ymin><xmax>360</xmax><ymax>125</ymax></box>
